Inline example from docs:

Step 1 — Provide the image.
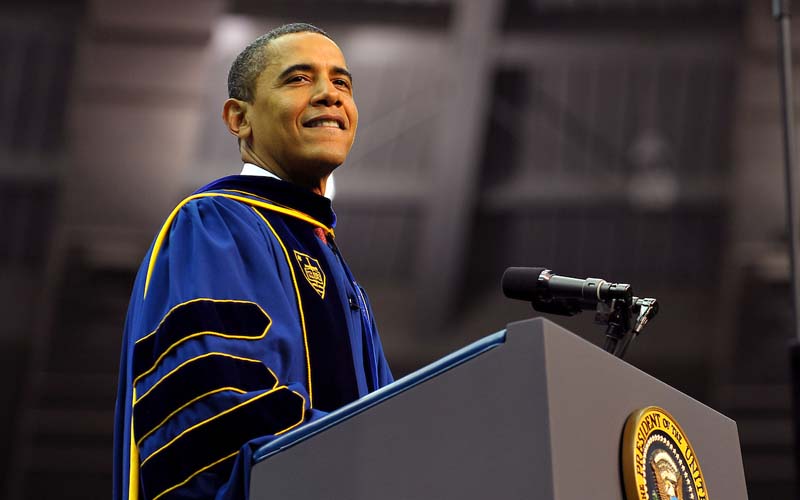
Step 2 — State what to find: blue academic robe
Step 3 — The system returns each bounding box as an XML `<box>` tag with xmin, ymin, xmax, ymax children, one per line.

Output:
<box><xmin>113</xmin><ymin>175</ymin><xmax>394</xmax><ymax>500</ymax></box>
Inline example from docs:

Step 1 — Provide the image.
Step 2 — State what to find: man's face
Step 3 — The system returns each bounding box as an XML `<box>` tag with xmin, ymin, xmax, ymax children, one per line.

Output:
<box><xmin>246</xmin><ymin>32</ymin><xmax>358</xmax><ymax>183</ymax></box>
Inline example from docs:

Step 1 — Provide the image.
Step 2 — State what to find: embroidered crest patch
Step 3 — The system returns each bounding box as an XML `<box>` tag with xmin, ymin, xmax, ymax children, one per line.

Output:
<box><xmin>294</xmin><ymin>250</ymin><xmax>326</xmax><ymax>298</ymax></box>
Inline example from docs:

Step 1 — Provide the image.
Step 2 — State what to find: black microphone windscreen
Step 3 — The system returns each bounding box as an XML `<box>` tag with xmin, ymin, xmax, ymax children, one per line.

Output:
<box><xmin>501</xmin><ymin>267</ymin><xmax>547</xmax><ymax>301</ymax></box>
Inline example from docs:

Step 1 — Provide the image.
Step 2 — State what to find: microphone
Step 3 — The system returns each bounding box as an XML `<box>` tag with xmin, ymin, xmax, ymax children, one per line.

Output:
<box><xmin>501</xmin><ymin>267</ymin><xmax>633</xmax><ymax>316</ymax></box>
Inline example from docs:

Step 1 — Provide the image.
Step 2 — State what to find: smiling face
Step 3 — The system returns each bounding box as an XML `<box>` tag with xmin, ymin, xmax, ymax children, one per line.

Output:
<box><xmin>232</xmin><ymin>32</ymin><xmax>358</xmax><ymax>192</ymax></box>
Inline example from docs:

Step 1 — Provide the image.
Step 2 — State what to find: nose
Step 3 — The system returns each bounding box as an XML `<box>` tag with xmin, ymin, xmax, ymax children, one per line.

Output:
<box><xmin>312</xmin><ymin>78</ymin><xmax>341</xmax><ymax>107</ymax></box>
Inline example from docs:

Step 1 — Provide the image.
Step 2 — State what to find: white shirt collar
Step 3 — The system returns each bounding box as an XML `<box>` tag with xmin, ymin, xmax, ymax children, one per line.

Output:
<box><xmin>240</xmin><ymin>163</ymin><xmax>336</xmax><ymax>199</ymax></box>
<box><xmin>241</xmin><ymin>162</ymin><xmax>282</xmax><ymax>180</ymax></box>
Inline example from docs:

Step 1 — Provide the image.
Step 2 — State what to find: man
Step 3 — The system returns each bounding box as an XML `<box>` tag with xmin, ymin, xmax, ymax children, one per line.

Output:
<box><xmin>113</xmin><ymin>23</ymin><xmax>393</xmax><ymax>500</ymax></box>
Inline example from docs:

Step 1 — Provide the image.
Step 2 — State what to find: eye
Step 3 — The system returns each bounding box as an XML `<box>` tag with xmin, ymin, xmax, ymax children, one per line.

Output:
<box><xmin>333</xmin><ymin>78</ymin><xmax>352</xmax><ymax>90</ymax></box>
<box><xmin>287</xmin><ymin>74</ymin><xmax>309</xmax><ymax>84</ymax></box>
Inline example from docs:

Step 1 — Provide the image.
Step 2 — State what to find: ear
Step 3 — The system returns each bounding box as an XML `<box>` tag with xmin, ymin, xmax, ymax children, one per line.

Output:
<box><xmin>222</xmin><ymin>98</ymin><xmax>251</xmax><ymax>142</ymax></box>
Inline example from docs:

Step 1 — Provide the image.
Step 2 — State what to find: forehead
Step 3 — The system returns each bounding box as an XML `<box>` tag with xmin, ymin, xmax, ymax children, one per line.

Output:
<box><xmin>263</xmin><ymin>32</ymin><xmax>348</xmax><ymax>74</ymax></box>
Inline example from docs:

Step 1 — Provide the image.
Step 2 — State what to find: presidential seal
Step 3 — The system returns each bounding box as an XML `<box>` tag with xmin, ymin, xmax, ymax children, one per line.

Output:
<box><xmin>622</xmin><ymin>406</ymin><xmax>709</xmax><ymax>500</ymax></box>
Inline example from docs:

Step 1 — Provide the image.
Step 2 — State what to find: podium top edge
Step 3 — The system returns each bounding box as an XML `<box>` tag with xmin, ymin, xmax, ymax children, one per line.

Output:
<box><xmin>252</xmin><ymin>328</ymin><xmax>509</xmax><ymax>463</ymax></box>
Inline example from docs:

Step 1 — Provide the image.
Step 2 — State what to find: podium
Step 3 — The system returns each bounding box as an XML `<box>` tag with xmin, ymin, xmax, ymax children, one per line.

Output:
<box><xmin>250</xmin><ymin>318</ymin><xmax>748</xmax><ymax>499</ymax></box>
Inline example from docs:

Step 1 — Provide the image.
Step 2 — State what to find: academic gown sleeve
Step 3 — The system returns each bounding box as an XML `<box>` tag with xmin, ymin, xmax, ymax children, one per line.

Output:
<box><xmin>358</xmin><ymin>284</ymin><xmax>394</xmax><ymax>389</ymax></box>
<box><xmin>114</xmin><ymin>195</ymin><xmax>328</xmax><ymax>500</ymax></box>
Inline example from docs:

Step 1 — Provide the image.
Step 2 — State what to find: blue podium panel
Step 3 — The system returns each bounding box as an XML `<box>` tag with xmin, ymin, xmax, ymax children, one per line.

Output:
<box><xmin>250</xmin><ymin>318</ymin><xmax>748</xmax><ymax>500</ymax></box>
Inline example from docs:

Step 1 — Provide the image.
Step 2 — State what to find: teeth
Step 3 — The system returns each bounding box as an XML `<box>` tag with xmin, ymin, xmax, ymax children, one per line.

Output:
<box><xmin>308</xmin><ymin>119</ymin><xmax>340</xmax><ymax>128</ymax></box>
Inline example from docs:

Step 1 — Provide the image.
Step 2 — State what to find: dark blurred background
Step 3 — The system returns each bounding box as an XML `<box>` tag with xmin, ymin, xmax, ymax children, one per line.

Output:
<box><xmin>0</xmin><ymin>0</ymin><xmax>794</xmax><ymax>498</ymax></box>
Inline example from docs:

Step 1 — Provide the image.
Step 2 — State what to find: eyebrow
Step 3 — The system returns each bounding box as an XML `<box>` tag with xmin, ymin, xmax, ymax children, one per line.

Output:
<box><xmin>277</xmin><ymin>63</ymin><xmax>354</xmax><ymax>84</ymax></box>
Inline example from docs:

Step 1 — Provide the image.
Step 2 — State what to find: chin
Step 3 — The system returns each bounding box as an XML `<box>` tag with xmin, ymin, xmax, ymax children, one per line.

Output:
<box><xmin>306</xmin><ymin>151</ymin><xmax>349</xmax><ymax>170</ymax></box>
<box><xmin>289</xmin><ymin>157</ymin><xmax>339</xmax><ymax>182</ymax></box>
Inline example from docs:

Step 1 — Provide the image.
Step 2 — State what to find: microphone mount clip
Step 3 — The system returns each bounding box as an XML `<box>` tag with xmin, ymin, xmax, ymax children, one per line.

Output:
<box><xmin>593</xmin><ymin>295</ymin><xmax>659</xmax><ymax>358</ymax></box>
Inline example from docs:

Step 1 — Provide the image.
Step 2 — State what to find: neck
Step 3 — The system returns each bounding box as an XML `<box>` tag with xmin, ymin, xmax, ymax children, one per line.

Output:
<box><xmin>241</xmin><ymin>146</ymin><xmax>329</xmax><ymax>196</ymax></box>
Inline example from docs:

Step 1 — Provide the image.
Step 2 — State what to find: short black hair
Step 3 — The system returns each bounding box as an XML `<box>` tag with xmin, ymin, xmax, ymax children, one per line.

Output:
<box><xmin>227</xmin><ymin>23</ymin><xmax>331</xmax><ymax>102</ymax></box>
